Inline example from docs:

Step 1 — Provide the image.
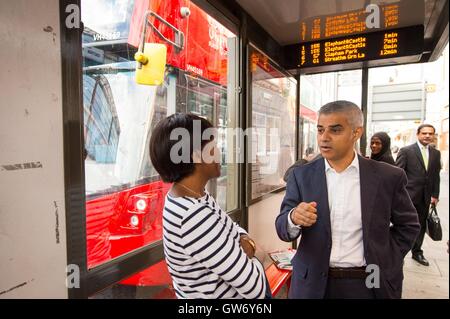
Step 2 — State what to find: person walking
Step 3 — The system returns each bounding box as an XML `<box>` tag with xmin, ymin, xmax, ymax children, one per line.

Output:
<box><xmin>396</xmin><ymin>124</ymin><xmax>442</xmax><ymax>266</ymax></box>
<box><xmin>370</xmin><ymin>132</ymin><xmax>395</xmax><ymax>165</ymax></box>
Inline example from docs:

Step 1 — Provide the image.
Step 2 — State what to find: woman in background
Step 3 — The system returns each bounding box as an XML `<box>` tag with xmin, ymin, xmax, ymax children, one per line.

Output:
<box><xmin>370</xmin><ymin>131</ymin><xmax>395</xmax><ymax>165</ymax></box>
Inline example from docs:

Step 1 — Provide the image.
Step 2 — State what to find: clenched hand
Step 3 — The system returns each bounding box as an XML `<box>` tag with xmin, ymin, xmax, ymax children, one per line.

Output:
<box><xmin>290</xmin><ymin>202</ymin><xmax>318</xmax><ymax>227</ymax></box>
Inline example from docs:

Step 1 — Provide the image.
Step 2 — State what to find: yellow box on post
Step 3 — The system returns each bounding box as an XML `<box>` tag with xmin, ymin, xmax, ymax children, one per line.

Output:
<box><xmin>134</xmin><ymin>43</ymin><xmax>167</xmax><ymax>86</ymax></box>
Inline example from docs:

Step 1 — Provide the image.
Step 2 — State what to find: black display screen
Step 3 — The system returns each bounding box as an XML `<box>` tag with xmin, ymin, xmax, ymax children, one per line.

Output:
<box><xmin>284</xmin><ymin>25</ymin><xmax>424</xmax><ymax>69</ymax></box>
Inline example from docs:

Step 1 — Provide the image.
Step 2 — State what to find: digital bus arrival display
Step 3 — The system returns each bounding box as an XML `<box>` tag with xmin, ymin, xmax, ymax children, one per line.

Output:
<box><xmin>301</xmin><ymin>3</ymin><xmax>402</xmax><ymax>41</ymax></box>
<box><xmin>289</xmin><ymin>25</ymin><xmax>423</xmax><ymax>69</ymax></box>
<box><xmin>298</xmin><ymin>0</ymin><xmax>424</xmax><ymax>42</ymax></box>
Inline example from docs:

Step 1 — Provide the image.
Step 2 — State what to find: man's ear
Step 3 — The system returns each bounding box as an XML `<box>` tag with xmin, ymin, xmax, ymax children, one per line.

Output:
<box><xmin>354</xmin><ymin>127</ymin><xmax>364</xmax><ymax>141</ymax></box>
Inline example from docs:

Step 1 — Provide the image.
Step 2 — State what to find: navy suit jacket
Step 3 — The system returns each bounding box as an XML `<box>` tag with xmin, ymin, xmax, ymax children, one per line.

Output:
<box><xmin>276</xmin><ymin>155</ymin><xmax>420</xmax><ymax>299</ymax></box>
<box><xmin>396</xmin><ymin>143</ymin><xmax>441</xmax><ymax>206</ymax></box>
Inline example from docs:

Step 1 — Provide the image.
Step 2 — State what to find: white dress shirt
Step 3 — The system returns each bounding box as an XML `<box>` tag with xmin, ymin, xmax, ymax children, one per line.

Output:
<box><xmin>287</xmin><ymin>152</ymin><xmax>366</xmax><ymax>268</ymax></box>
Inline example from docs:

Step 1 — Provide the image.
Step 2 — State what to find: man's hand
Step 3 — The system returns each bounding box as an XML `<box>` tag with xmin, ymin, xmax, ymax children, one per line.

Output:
<box><xmin>240</xmin><ymin>235</ymin><xmax>256</xmax><ymax>259</ymax></box>
<box><xmin>291</xmin><ymin>202</ymin><xmax>318</xmax><ymax>227</ymax></box>
<box><xmin>431</xmin><ymin>197</ymin><xmax>439</xmax><ymax>205</ymax></box>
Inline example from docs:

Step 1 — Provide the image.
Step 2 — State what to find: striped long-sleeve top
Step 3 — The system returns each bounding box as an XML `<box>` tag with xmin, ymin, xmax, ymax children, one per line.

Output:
<box><xmin>162</xmin><ymin>191</ymin><xmax>267</xmax><ymax>299</ymax></box>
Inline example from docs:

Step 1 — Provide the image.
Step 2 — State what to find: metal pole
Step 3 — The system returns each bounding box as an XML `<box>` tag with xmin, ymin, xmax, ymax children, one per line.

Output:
<box><xmin>421</xmin><ymin>64</ymin><xmax>426</xmax><ymax>122</ymax></box>
<box><xmin>361</xmin><ymin>67</ymin><xmax>369</xmax><ymax>156</ymax></box>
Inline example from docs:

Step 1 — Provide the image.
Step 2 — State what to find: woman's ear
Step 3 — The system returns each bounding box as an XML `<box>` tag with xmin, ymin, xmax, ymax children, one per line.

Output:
<box><xmin>202</xmin><ymin>140</ymin><xmax>220</xmax><ymax>164</ymax></box>
<box><xmin>192</xmin><ymin>149</ymin><xmax>203</xmax><ymax>164</ymax></box>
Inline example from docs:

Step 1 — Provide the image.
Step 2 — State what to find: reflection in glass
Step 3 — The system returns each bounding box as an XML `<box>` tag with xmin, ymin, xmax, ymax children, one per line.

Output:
<box><xmin>250</xmin><ymin>46</ymin><xmax>297</xmax><ymax>200</ymax></box>
<box><xmin>90</xmin><ymin>260</ymin><xmax>176</xmax><ymax>299</ymax></box>
<box><xmin>82</xmin><ymin>0</ymin><xmax>238</xmax><ymax>271</ymax></box>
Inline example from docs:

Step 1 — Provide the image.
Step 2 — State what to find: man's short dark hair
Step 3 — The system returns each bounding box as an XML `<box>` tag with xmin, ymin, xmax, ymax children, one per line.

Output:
<box><xmin>149</xmin><ymin>113</ymin><xmax>214</xmax><ymax>183</ymax></box>
<box><xmin>417</xmin><ymin>124</ymin><xmax>436</xmax><ymax>134</ymax></box>
<box><xmin>318</xmin><ymin>100</ymin><xmax>363</xmax><ymax>129</ymax></box>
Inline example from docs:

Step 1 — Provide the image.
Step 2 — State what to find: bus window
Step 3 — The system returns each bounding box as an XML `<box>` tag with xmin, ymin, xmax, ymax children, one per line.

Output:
<box><xmin>82</xmin><ymin>0</ymin><xmax>238</xmax><ymax>271</ymax></box>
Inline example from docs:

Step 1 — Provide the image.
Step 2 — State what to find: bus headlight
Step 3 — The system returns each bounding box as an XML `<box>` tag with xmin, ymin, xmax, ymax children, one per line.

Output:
<box><xmin>136</xmin><ymin>199</ymin><xmax>147</xmax><ymax>211</ymax></box>
<box><xmin>130</xmin><ymin>215</ymin><xmax>139</xmax><ymax>227</ymax></box>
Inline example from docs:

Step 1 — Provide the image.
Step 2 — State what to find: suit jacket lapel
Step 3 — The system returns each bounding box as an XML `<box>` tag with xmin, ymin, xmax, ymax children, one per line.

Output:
<box><xmin>413</xmin><ymin>143</ymin><xmax>427</xmax><ymax>171</ymax></box>
<box><xmin>359</xmin><ymin>156</ymin><xmax>381</xmax><ymax>252</ymax></box>
<box><xmin>315</xmin><ymin>158</ymin><xmax>332</xmax><ymax>240</ymax></box>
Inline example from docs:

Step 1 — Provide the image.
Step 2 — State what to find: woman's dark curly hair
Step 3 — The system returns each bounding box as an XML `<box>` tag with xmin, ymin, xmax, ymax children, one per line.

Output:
<box><xmin>149</xmin><ymin>113</ymin><xmax>214</xmax><ymax>183</ymax></box>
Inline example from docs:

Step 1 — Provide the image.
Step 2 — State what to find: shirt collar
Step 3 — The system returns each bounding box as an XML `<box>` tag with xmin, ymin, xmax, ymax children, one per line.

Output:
<box><xmin>417</xmin><ymin>141</ymin><xmax>429</xmax><ymax>150</ymax></box>
<box><xmin>325</xmin><ymin>150</ymin><xmax>360</xmax><ymax>173</ymax></box>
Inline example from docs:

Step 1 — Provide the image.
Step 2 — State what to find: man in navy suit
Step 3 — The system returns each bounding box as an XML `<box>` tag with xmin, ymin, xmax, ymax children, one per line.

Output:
<box><xmin>396</xmin><ymin>124</ymin><xmax>442</xmax><ymax>266</ymax></box>
<box><xmin>276</xmin><ymin>101</ymin><xmax>420</xmax><ymax>299</ymax></box>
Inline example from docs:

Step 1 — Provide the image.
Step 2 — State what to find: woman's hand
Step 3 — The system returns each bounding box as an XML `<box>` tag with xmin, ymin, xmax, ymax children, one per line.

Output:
<box><xmin>240</xmin><ymin>235</ymin><xmax>256</xmax><ymax>259</ymax></box>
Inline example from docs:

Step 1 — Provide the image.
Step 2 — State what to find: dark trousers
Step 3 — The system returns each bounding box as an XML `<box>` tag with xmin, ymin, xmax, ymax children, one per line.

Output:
<box><xmin>412</xmin><ymin>201</ymin><xmax>429</xmax><ymax>256</ymax></box>
<box><xmin>324</xmin><ymin>277</ymin><xmax>376</xmax><ymax>299</ymax></box>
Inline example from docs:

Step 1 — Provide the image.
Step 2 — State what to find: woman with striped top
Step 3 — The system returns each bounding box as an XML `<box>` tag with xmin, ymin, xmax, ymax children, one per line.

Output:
<box><xmin>149</xmin><ymin>113</ymin><xmax>270</xmax><ymax>299</ymax></box>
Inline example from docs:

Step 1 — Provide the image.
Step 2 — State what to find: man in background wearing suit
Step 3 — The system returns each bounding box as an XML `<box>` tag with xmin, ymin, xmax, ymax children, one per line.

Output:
<box><xmin>396</xmin><ymin>124</ymin><xmax>442</xmax><ymax>266</ymax></box>
<box><xmin>276</xmin><ymin>100</ymin><xmax>420</xmax><ymax>299</ymax></box>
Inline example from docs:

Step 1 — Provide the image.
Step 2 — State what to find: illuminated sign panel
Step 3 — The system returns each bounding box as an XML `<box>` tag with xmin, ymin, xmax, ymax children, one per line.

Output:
<box><xmin>286</xmin><ymin>26</ymin><xmax>423</xmax><ymax>69</ymax></box>
<box><xmin>302</xmin><ymin>4</ymin><xmax>399</xmax><ymax>41</ymax></box>
<box><xmin>299</xmin><ymin>0</ymin><xmax>424</xmax><ymax>42</ymax></box>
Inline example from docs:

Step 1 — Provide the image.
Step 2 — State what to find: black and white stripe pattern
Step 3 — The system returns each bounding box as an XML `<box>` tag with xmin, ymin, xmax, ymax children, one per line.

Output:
<box><xmin>163</xmin><ymin>191</ymin><xmax>267</xmax><ymax>299</ymax></box>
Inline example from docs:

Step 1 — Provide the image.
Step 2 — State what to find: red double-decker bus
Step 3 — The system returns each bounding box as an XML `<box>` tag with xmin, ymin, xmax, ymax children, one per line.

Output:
<box><xmin>82</xmin><ymin>0</ymin><xmax>236</xmax><ymax>295</ymax></box>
